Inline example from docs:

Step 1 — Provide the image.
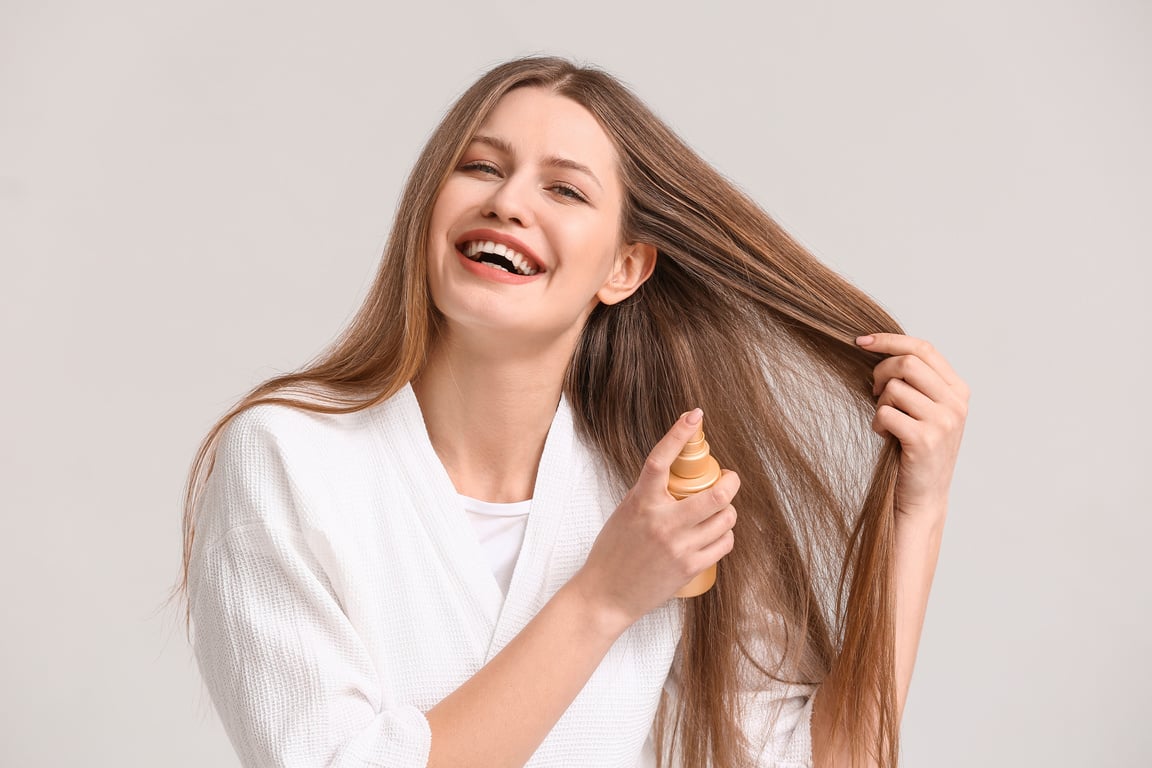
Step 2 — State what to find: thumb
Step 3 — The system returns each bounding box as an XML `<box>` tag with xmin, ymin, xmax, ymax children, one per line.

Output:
<box><xmin>634</xmin><ymin>408</ymin><xmax>703</xmax><ymax>496</ymax></box>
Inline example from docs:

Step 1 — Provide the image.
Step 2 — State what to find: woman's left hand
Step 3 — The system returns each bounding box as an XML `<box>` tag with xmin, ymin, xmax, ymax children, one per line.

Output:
<box><xmin>857</xmin><ymin>333</ymin><xmax>969</xmax><ymax>523</ymax></box>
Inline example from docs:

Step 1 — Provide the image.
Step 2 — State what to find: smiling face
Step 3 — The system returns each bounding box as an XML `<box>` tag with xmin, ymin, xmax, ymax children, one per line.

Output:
<box><xmin>425</xmin><ymin>87</ymin><xmax>654</xmax><ymax>352</ymax></box>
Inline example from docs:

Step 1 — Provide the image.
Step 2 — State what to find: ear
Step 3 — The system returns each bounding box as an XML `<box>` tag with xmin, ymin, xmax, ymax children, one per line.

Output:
<box><xmin>597</xmin><ymin>242</ymin><xmax>657</xmax><ymax>305</ymax></box>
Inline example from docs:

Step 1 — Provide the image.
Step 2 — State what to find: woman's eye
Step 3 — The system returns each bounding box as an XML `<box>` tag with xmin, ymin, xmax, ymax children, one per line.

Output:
<box><xmin>460</xmin><ymin>161</ymin><xmax>500</xmax><ymax>176</ymax></box>
<box><xmin>551</xmin><ymin>183</ymin><xmax>588</xmax><ymax>203</ymax></box>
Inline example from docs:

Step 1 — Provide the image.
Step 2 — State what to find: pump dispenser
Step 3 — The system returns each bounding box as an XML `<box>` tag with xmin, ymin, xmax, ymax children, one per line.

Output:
<box><xmin>668</xmin><ymin>419</ymin><xmax>724</xmax><ymax>598</ymax></box>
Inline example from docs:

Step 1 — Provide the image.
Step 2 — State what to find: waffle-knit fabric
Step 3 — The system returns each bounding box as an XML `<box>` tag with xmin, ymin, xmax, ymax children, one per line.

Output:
<box><xmin>189</xmin><ymin>384</ymin><xmax>814</xmax><ymax>767</ymax></box>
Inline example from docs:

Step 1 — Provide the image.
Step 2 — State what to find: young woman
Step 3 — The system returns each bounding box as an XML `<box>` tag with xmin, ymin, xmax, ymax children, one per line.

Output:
<box><xmin>182</xmin><ymin>57</ymin><xmax>968</xmax><ymax>768</ymax></box>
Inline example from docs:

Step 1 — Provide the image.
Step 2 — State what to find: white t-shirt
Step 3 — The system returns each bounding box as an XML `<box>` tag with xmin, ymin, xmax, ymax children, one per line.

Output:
<box><xmin>460</xmin><ymin>494</ymin><xmax>531</xmax><ymax>596</ymax></box>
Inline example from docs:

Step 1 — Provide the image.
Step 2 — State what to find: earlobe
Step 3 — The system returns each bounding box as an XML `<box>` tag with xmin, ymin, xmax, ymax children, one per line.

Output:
<box><xmin>597</xmin><ymin>242</ymin><xmax>657</xmax><ymax>305</ymax></box>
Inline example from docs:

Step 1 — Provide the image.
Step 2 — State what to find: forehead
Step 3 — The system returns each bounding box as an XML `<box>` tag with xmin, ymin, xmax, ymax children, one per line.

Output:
<box><xmin>474</xmin><ymin>88</ymin><xmax>620</xmax><ymax>184</ymax></box>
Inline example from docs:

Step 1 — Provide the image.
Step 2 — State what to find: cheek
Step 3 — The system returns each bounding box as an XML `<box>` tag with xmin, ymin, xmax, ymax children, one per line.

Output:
<box><xmin>426</xmin><ymin>191</ymin><xmax>466</xmax><ymax>265</ymax></box>
<box><xmin>583</xmin><ymin>229</ymin><xmax>625</xmax><ymax>284</ymax></box>
<box><xmin>427</xmin><ymin>199</ymin><xmax>451</xmax><ymax>245</ymax></box>
<box><xmin>564</xmin><ymin>213</ymin><xmax>622</xmax><ymax>261</ymax></box>
<box><xmin>428</xmin><ymin>180</ymin><xmax>470</xmax><ymax>232</ymax></box>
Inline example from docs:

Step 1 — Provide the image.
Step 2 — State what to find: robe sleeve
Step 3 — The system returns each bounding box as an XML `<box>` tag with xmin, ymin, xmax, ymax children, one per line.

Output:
<box><xmin>736</xmin><ymin>625</ymin><xmax>816</xmax><ymax>766</ymax></box>
<box><xmin>188</xmin><ymin>408</ymin><xmax>432</xmax><ymax>768</ymax></box>
<box><xmin>738</xmin><ymin>674</ymin><xmax>815</xmax><ymax>767</ymax></box>
<box><xmin>652</xmin><ymin>637</ymin><xmax>815</xmax><ymax>767</ymax></box>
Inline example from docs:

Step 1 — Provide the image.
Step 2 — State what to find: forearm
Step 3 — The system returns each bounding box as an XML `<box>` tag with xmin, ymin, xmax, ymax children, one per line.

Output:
<box><xmin>892</xmin><ymin>505</ymin><xmax>946</xmax><ymax>719</ymax></box>
<box><xmin>425</xmin><ymin>578</ymin><xmax>628</xmax><ymax>768</ymax></box>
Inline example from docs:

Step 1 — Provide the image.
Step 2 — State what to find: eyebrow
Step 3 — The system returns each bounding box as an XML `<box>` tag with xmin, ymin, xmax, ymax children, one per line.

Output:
<box><xmin>469</xmin><ymin>134</ymin><xmax>604</xmax><ymax>191</ymax></box>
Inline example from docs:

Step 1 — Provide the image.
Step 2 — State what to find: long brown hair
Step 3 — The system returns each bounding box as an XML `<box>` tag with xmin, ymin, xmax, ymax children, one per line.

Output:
<box><xmin>180</xmin><ymin>56</ymin><xmax>902</xmax><ymax>767</ymax></box>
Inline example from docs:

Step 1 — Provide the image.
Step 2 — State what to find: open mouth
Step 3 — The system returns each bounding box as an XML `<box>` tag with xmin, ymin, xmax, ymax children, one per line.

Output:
<box><xmin>459</xmin><ymin>240</ymin><xmax>541</xmax><ymax>276</ymax></box>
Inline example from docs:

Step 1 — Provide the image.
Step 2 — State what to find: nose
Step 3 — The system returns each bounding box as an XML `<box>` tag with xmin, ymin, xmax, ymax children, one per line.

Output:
<box><xmin>481</xmin><ymin>174</ymin><xmax>534</xmax><ymax>227</ymax></box>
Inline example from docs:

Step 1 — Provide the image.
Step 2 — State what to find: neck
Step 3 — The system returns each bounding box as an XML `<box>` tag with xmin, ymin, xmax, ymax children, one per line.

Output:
<box><xmin>412</xmin><ymin>329</ymin><xmax>576</xmax><ymax>502</ymax></box>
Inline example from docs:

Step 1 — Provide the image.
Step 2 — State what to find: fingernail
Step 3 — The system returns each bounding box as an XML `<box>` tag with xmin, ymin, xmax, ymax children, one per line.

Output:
<box><xmin>686</xmin><ymin>408</ymin><xmax>703</xmax><ymax>425</ymax></box>
<box><xmin>856</xmin><ymin>335</ymin><xmax>875</xmax><ymax>346</ymax></box>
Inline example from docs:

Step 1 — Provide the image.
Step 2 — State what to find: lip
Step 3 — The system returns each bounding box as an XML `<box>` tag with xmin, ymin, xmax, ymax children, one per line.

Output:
<box><xmin>454</xmin><ymin>228</ymin><xmax>546</xmax><ymax>275</ymax></box>
<box><xmin>455</xmin><ymin>248</ymin><xmax>539</xmax><ymax>284</ymax></box>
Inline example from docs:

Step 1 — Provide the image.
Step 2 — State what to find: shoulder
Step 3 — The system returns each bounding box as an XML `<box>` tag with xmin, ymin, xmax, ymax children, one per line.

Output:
<box><xmin>200</xmin><ymin>396</ymin><xmax>397</xmax><ymax>540</ymax></box>
<box><xmin>209</xmin><ymin>406</ymin><xmax>318</xmax><ymax>494</ymax></box>
<box><xmin>215</xmin><ymin>397</ymin><xmax>390</xmax><ymax>470</ymax></box>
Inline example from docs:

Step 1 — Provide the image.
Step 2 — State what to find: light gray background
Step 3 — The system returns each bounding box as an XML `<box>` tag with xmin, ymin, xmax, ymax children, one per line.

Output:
<box><xmin>2</xmin><ymin>1</ymin><xmax>1148</xmax><ymax>765</ymax></box>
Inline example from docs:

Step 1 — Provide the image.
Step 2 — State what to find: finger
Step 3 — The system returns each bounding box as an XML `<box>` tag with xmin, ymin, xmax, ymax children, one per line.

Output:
<box><xmin>635</xmin><ymin>408</ymin><xmax>704</xmax><ymax>496</ymax></box>
<box><xmin>876</xmin><ymin>377</ymin><xmax>936</xmax><ymax>421</ymax></box>
<box><xmin>872</xmin><ymin>403</ymin><xmax>918</xmax><ymax>442</ymax></box>
<box><xmin>689</xmin><ymin>503</ymin><xmax>738</xmax><ymax>549</ymax></box>
<box><xmin>677</xmin><ymin>470</ymin><xmax>741</xmax><ymax>526</ymax></box>
<box><xmin>856</xmin><ymin>333</ymin><xmax>962</xmax><ymax>387</ymax></box>
<box><xmin>695</xmin><ymin>529</ymin><xmax>736</xmax><ymax>569</ymax></box>
<box><xmin>872</xmin><ymin>355</ymin><xmax>954</xmax><ymax>403</ymax></box>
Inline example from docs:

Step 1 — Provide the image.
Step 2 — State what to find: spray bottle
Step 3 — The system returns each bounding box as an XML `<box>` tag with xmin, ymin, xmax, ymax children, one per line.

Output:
<box><xmin>669</xmin><ymin>419</ymin><xmax>723</xmax><ymax>598</ymax></box>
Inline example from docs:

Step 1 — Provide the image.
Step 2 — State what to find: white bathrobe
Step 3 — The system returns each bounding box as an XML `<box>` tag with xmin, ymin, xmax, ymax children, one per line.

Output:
<box><xmin>190</xmin><ymin>384</ymin><xmax>813</xmax><ymax>767</ymax></box>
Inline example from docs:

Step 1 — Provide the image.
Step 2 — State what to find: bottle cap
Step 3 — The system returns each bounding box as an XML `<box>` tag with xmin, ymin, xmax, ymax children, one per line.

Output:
<box><xmin>668</xmin><ymin>423</ymin><xmax>722</xmax><ymax>499</ymax></box>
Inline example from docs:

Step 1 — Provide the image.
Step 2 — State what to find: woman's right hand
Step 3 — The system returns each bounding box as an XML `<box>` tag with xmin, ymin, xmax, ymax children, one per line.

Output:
<box><xmin>571</xmin><ymin>408</ymin><xmax>740</xmax><ymax>632</ymax></box>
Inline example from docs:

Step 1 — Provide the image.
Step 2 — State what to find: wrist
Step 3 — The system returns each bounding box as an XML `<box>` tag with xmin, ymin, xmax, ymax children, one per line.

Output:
<box><xmin>895</xmin><ymin>495</ymin><xmax>948</xmax><ymax>531</ymax></box>
<box><xmin>560</xmin><ymin>571</ymin><xmax>635</xmax><ymax>642</ymax></box>
<box><xmin>893</xmin><ymin>504</ymin><xmax>947</xmax><ymax>569</ymax></box>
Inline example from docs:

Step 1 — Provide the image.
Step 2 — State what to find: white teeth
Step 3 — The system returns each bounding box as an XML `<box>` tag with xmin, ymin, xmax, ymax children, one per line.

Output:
<box><xmin>460</xmin><ymin>240</ymin><xmax>538</xmax><ymax>276</ymax></box>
